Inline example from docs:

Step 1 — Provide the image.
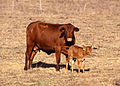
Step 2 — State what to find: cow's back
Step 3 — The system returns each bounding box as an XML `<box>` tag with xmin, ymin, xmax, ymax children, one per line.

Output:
<box><xmin>26</xmin><ymin>21</ymin><xmax>66</xmax><ymax>52</ymax></box>
<box><xmin>27</xmin><ymin>21</ymin><xmax>62</xmax><ymax>33</ymax></box>
<box><xmin>27</xmin><ymin>21</ymin><xmax>41</xmax><ymax>31</ymax></box>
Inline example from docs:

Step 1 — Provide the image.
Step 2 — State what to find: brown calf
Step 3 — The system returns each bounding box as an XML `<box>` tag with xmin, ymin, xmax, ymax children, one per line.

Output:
<box><xmin>66</xmin><ymin>45</ymin><xmax>92</xmax><ymax>73</ymax></box>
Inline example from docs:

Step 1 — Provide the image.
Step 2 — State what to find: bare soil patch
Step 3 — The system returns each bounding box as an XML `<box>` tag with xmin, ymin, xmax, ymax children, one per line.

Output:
<box><xmin>0</xmin><ymin>0</ymin><xmax>120</xmax><ymax>86</ymax></box>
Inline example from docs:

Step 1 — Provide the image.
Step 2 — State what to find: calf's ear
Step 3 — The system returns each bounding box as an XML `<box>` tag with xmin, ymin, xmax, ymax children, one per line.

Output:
<box><xmin>82</xmin><ymin>45</ymin><xmax>85</xmax><ymax>47</ymax></box>
<box><xmin>74</xmin><ymin>27</ymin><xmax>79</xmax><ymax>32</ymax></box>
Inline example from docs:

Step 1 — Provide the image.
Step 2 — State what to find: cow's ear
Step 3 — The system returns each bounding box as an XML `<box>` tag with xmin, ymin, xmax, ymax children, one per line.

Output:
<box><xmin>59</xmin><ymin>27</ymin><xmax>65</xmax><ymax>38</ymax></box>
<box><xmin>59</xmin><ymin>27</ymin><xmax>65</xmax><ymax>32</ymax></box>
<box><xmin>74</xmin><ymin>27</ymin><xmax>79</xmax><ymax>32</ymax></box>
<box><xmin>59</xmin><ymin>32</ymin><xmax>65</xmax><ymax>38</ymax></box>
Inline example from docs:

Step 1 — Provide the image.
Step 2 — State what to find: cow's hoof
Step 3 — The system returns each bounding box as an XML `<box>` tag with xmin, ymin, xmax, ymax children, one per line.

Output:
<box><xmin>24</xmin><ymin>67</ymin><xmax>27</xmax><ymax>71</ymax></box>
<box><xmin>56</xmin><ymin>68</ymin><xmax>60</xmax><ymax>71</ymax></box>
<box><xmin>56</xmin><ymin>69</ymin><xmax>60</xmax><ymax>71</ymax></box>
<box><xmin>68</xmin><ymin>64</ymin><xmax>71</xmax><ymax>70</ymax></box>
<box><xmin>68</xmin><ymin>66</ymin><xmax>71</xmax><ymax>70</ymax></box>
<box><xmin>56</xmin><ymin>66</ymin><xmax>60</xmax><ymax>71</ymax></box>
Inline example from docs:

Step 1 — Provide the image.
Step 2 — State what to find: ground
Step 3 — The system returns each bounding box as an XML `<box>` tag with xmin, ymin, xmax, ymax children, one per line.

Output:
<box><xmin>0</xmin><ymin>0</ymin><xmax>120</xmax><ymax>86</ymax></box>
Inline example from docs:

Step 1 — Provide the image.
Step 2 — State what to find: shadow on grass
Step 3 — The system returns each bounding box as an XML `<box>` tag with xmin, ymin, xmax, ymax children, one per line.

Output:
<box><xmin>73</xmin><ymin>68</ymin><xmax>90</xmax><ymax>73</ymax></box>
<box><xmin>32</xmin><ymin>61</ymin><xmax>66</xmax><ymax>69</ymax></box>
<box><xmin>32</xmin><ymin>61</ymin><xmax>90</xmax><ymax>73</ymax></box>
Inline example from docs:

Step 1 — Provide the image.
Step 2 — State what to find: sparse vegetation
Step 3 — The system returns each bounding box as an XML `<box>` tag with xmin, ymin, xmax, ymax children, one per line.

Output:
<box><xmin>0</xmin><ymin>0</ymin><xmax>120</xmax><ymax>86</ymax></box>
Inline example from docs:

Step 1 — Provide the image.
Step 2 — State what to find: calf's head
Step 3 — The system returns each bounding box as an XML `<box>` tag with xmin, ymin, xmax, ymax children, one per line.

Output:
<box><xmin>84</xmin><ymin>46</ymin><xmax>92</xmax><ymax>55</ymax></box>
<box><xmin>59</xmin><ymin>23</ymin><xmax>79</xmax><ymax>44</ymax></box>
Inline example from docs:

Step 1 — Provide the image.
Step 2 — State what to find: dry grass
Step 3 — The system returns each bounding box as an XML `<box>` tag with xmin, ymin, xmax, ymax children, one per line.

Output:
<box><xmin>0</xmin><ymin>0</ymin><xmax>120</xmax><ymax>86</ymax></box>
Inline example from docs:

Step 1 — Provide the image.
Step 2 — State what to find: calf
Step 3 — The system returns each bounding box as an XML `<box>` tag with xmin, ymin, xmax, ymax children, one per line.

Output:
<box><xmin>66</xmin><ymin>45</ymin><xmax>92</xmax><ymax>73</ymax></box>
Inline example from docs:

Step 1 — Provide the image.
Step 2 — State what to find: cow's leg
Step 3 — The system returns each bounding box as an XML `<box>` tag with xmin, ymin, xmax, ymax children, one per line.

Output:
<box><xmin>29</xmin><ymin>46</ymin><xmax>39</xmax><ymax>69</ymax></box>
<box><xmin>24</xmin><ymin>41</ymin><xmax>35</xmax><ymax>70</ymax></box>
<box><xmin>66</xmin><ymin>55</ymin><xmax>70</xmax><ymax>71</ymax></box>
<box><xmin>55</xmin><ymin>49</ymin><xmax>61</xmax><ymax>71</ymax></box>
<box><xmin>24</xmin><ymin>48</ymin><xmax>33</xmax><ymax>70</ymax></box>
<box><xmin>24</xmin><ymin>52</ymin><xmax>28</xmax><ymax>70</ymax></box>
<box><xmin>66</xmin><ymin>55</ymin><xmax>71</xmax><ymax>70</ymax></box>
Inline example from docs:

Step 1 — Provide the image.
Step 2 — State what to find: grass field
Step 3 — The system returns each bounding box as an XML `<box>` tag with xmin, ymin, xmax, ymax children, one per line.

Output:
<box><xmin>0</xmin><ymin>0</ymin><xmax>120</xmax><ymax>86</ymax></box>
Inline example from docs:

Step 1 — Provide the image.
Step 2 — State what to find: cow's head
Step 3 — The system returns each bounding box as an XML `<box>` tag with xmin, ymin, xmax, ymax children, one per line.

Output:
<box><xmin>59</xmin><ymin>23</ymin><xmax>79</xmax><ymax>44</ymax></box>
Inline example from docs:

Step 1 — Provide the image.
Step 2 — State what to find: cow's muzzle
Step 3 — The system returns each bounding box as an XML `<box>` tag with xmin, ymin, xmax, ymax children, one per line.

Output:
<box><xmin>67</xmin><ymin>38</ymin><xmax>72</xmax><ymax>42</ymax></box>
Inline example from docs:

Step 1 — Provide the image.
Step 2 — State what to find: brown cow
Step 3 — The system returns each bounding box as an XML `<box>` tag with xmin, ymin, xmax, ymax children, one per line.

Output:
<box><xmin>24</xmin><ymin>21</ymin><xmax>79</xmax><ymax>71</ymax></box>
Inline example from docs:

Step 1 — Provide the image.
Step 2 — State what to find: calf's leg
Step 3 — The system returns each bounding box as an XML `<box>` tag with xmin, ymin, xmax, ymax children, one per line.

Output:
<box><xmin>71</xmin><ymin>58</ymin><xmax>75</xmax><ymax>73</ymax></box>
<box><xmin>82</xmin><ymin>60</ymin><xmax>85</xmax><ymax>73</ymax></box>
<box><xmin>77</xmin><ymin>59</ymin><xmax>81</xmax><ymax>73</ymax></box>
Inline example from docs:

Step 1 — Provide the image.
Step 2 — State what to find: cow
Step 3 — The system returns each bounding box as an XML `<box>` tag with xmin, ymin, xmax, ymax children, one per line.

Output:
<box><xmin>24</xmin><ymin>21</ymin><xmax>79</xmax><ymax>71</ymax></box>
